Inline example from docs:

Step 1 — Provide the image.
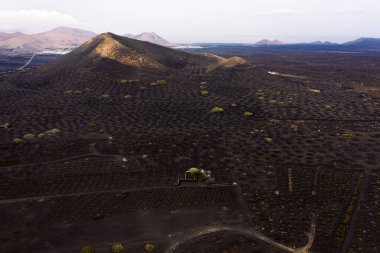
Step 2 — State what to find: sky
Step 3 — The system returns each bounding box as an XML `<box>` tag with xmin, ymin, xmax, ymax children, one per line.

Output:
<box><xmin>0</xmin><ymin>0</ymin><xmax>379</xmax><ymax>43</ymax></box>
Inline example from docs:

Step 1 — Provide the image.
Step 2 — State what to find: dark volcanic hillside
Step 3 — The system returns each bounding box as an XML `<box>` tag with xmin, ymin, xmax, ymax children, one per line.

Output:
<box><xmin>79</xmin><ymin>33</ymin><xmax>218</xmax><ymax>68</ymax></box>
<box><xmin>22</xmin><ymin>33</ymin><xmax>247</xmax><ymax>88</ymax></box>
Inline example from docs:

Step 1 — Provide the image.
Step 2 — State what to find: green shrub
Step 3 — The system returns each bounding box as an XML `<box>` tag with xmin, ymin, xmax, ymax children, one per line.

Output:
<box><xmin>93</xmin><ymin>213</ymin><xmax>104</xmax><ymax>220</ymax></box>
<box><xmin>111</xmin><ymin>244</ymin><xmax>124</xmax><ymax>253</ymax></box>
<box><xmin>264</xmin><ymin>137</ymin><xmax>273</xmax><ymax>143</ymax></box>
<box><xmin>244</xmin><ymin>112</ymin><xmax>253</xmax><ymax>116</ymax></box>
<box><xmin>13</xmin><ymin>138</ymin><xmax>23</xmax><ymax>144</ymax></box>
<box><xmin>338</xmin><ymin>133</ymin><xmax>354</xmax><ymax>138</ymax></box>
<box><xmin>325</xmin><ymin>104</ymin><xmax>335</xmax><ymax>109</ymax></box>
<box><xmin>100</xmin><ymin>94</ymin><xmax>110</xmax><ymax>98</ymax></box>
<box><xmin>144</xmin><ymin>243</ymin><xmax>155</xmax><ymax>252</ymax></box>
<box><xmin>192</xmin><ymin>171</ymin><xmax>207</xmax><ymax>181</ymax></box>
<box><xmin>23</xmin><ymin>134</ymin><xmax>35</xmax><ymax>140</ymax></box>
<box><xmin>0</xmin><ymin>122</ymin><xmax>10</xmax><ymax>128</ymax></box>
<box><xmin>80</xmin><ymin>246</ymin><xmax>94</xmax><ymax>253</ymax></box>
<box><xmin>210</xmin><ymin>106</ymin><xmax>224</xmax><ymax>113</ymax></box>
<box><xmin>187</xmin><ymin>167</ymin><xmax>199</xmax><ymax>174</ymax></box>
<box><xmin>206</xmin><ymin>66</ymin><xmax>214</xmax><ymax>72</ymax></box>
<box><xmin>64</xmin><ymin>90</ymin><xmax>73</xmax><ymax>94</ymax></box>
<box><xmin>156</xmin><ymin>80</ymin><xmax>167</xmax><ymax>85</ymax></box>
<box><xmin>200</xmin><ymin>90</ymin><xmax>209</xmax><ymax>96</ymax></box>
<box><xmin>73</xmin><ymin>90</ymin><xmax>82</xmax><ymax>94</ymax></box>
<box><xmin>251</xmin><ymin>129</ymin><xmax>263</xmax><ymax>134</ymax></box>
<box><xmin>200</xmin><ymin>81</ymin><xmax>208</xmax><ymax>86</ymax></box>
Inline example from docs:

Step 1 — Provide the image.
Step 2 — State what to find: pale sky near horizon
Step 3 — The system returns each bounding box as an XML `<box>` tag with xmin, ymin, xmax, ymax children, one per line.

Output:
<box><xmin>0</xmin><ymin>0</ymin><xmax>379</xmax><ymax>43</ymax></box>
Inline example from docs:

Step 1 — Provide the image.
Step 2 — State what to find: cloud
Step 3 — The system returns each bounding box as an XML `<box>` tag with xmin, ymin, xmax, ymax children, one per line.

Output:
<box><xmin>257</xmin><ymin>9</ymin><xmax>299</xmax><ymax>16</ymax></box>
<box><xmin>0</xmin><ymin>9</ymin><xmax>79</xmax><ymax>33</ymax></box>
<box><xmin>333</xmin><ymin>8</ymin><xmax>365</xmax><ymax>13</ymax></box>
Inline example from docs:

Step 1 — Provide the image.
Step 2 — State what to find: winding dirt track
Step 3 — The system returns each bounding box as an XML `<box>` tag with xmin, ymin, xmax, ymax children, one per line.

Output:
<box><xmin>18</xmin><ymin>53</ymin><xmax>36</xmax><ymax>70</ymax></box>
<box><xmin>166</xmin><ymin>213</ymin><xmax>317</xmax><ymax>253</ymax></box>
<box><xmin>297</xmin><ymin>214</ymin><xmax>317</xmax><ymax>253</ymax></box>
<box><xmin>166</xmin><ymin>227</ymin><xmax>293</xmax><ymax>253</ymax></box>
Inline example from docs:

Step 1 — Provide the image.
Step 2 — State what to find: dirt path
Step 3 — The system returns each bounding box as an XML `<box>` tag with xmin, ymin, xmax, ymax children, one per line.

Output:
<box><xmin>268</xmin><ymin>71</ymin><xmax>307</xmax><ymax>79</ymax></box>
<box><xmin>165</xmin><ymin>226</ymin><xmax>297</xmax><ymax>253</ymax></box>
<box><xmin>166</xmin><ymin>211</ymin><xmax>318</xmax><ymax>253</ymax></box>
<box><xmin>295</xmin><ymin>213</ymin><xmax>317</xmax><ymax>253</ymax></box>
<box><xmin>339</xmin><ymin>169</ymin><xmax>370</xmax><ymax>253</ymax></box>
<box><xmin>18</xmin><ymin>53</ymin><xmax>36</xmax><ymax>70</ymax></box>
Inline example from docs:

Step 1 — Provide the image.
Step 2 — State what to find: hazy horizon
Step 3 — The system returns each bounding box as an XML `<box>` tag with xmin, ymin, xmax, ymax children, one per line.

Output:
<box><xmin>1</xmin><ymin>0</ymin><xmax>379</xmax><ymax>43</ymax></box>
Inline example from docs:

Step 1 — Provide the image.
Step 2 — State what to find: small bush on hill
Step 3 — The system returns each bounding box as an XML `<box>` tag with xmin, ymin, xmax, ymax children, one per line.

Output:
<box><xmin>80</xmin><ymin>246</ymin><xmax>94</xmax><ymax>253</ymax></box>
<box><xmin>210</xmin><ymin>107</ymin><xmax>224</xmax><ymax>113</ymax></box>
<box><xmin>13</xmin><ymin>138</ymin><xmax>23</xmax><ymax>144</ymax></box>
<box><xmin>264</xmin><ymin>137</ymin><xmax>273</xmax><ymax>143</ymax></box>
<box><xmin>156</xmin><ymin>80</ymin><xmax>167</xmax><ymax>85</ymax></box>
<box><xmin>144</xmin><ymin>243</ymin><xmax>155</xmax><ymax>252</ymax></box>
<box><xmin>111</xmin><ymin>244</ymin><xmax>124</xmax><ymax>253</ymax></box>
<box><xmin>100</xmin><ymin>94</ymin><xmax>110</xmax><ymax>98</ymax></box>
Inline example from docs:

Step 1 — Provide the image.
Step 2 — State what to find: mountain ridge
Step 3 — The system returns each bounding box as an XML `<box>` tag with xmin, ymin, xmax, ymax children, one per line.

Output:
<box><xmin>0</xmin><ymin>32</ymin><xmax>25</xmax><ymax>42</ymax></box>
<box><xmin>123</xmin><ymin>32</ymin><xmax>174</xmax><ymax>47</ymax></box>
<box><xmin>344</xmin><ymin>37</ymin><xmax>380</xmax><ymax>46</ymax></box>
<box><xmin>254</xmin><ymin>39</ymin><xmax>283</xmax><ymax>46</ymax></box>
<box><xmin>0</xmin><ymin>27</ymin><xmax>97</xmax><ymax>53</ymax></box>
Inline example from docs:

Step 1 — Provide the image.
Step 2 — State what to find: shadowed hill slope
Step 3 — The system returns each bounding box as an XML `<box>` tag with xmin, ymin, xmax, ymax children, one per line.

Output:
<box><xmin>41</xmin><ymin>33</ymin><xmax>221</xmax><ymax>72</ymax></box>
<box><xmin>22</xmin><ymin>33</ymin><xmax>249</xmax><ymax>86</ymax></box>
<box><xmin>10</xmin><ymin>33</ymin><xmax>250</xmax><ymax>90</ymax></box>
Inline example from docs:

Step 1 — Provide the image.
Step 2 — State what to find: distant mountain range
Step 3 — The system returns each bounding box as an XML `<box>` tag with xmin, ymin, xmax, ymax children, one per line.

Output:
<box><xmin>0</xmin><ymin>27</ymin><xmax>97</xmax><ymax>54</ymax></box>
<box><xmin>0</xmin><ymin>28</ymin><xmax>175</xmax><ymax>54</ymax></box>
<box><xmin>123</xmin><ymin>32</ymin><xmax>174</xmax><ymax>47</ymax></box>
<box><xmin>0</xmin><ymin>32</ymin><xmax>25</xmax><ymax>42</ymax></box>
<box><xmin>254</xmin><ymin>39</ymin><xmax>283</xmax><ymax>46</ymax></box>
<box><xmin>1</xmin><ymin>26</ymin><xmax>380</xmax><ymax>54</ymax></box>
<box><xmin>344</xmin><ymin>37</ymin><xmax>380</xmax><ymax>46</ymax></box>
<box><xmin>252</xmin><ymin>37</ymin><xmax>380</xmax><ymax>48</ymax></box>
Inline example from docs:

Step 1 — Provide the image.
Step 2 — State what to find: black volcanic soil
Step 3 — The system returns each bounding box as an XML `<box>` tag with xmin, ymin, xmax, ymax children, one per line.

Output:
<box><xmin>0</xmin><ymin>38</ymin><xmax>380</xmax><ymax>253</ymax></box>
<box><xmin>189</xmin><ymin>45</ymin><xmax>380</xmax><ymax>99</ymax></box>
